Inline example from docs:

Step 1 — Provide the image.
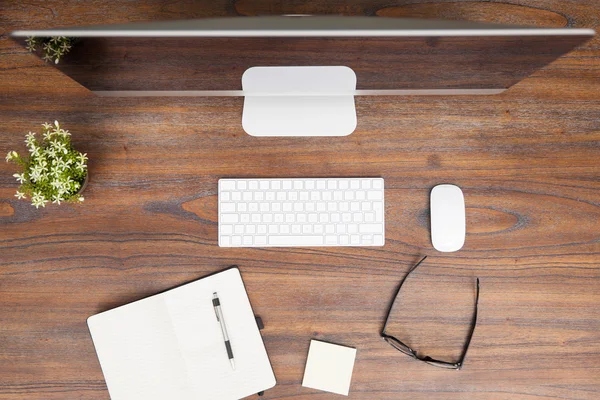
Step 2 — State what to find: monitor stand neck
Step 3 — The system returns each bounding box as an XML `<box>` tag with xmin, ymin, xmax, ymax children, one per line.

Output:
<box><xmin>241</xmin><ymin>66</ymin><xmax>357</xmax><ymax>137</ymax></box>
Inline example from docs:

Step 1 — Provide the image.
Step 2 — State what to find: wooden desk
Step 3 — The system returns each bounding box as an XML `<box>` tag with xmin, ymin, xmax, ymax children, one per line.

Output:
<box><xmin>1</xmin><ymin>1</ymin><xmax>599</xmax><ymax>399</ymax></box>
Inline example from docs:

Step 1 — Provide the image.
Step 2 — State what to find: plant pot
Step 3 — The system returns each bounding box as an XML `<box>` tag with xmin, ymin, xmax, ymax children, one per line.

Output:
<box><xmin>76</xmin><ymin>171</ymin><xmax>89</xmax><ymax>196</ymax></box>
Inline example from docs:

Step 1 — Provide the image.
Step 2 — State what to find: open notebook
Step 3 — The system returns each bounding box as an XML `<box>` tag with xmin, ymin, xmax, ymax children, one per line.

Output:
<box><xmin>87</xmin><ymin>267</ymin><xmax>276</xmax><ymax>400</ymax></box>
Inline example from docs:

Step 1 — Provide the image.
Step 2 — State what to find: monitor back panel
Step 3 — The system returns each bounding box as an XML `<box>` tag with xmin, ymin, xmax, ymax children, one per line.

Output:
<box><xmin>16</xmin><ymin>34</ymin><xmax>591</xmax><ymax>92</ymax></box>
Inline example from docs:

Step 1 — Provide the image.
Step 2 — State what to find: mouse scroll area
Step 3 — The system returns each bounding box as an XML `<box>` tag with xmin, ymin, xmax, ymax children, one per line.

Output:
<box><xmin>430</xmin><ymin>184</ymin><xmax>466</xmax><ymax>252</ymax></box>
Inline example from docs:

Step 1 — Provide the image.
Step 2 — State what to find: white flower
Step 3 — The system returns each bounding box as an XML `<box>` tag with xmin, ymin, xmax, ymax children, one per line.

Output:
<box><xmin>29</xmin><ymin>145</ymin><xmax>41</xmax><ymax>157</ymax></box>
<box><xmin>50</xmin><ymin>165</ymin><xmax>61</xmax><ymax>178</ymax></box>
<box><xmin>15</xmin><ymin>191</ymin><xmax>26</xmax><ymax>200</ymax></box>
<box><xmin>13</xmin><ymin>173</ymin><xmax>26</xmax><ymax>183</ymax></box>
<box><xmin>45</xmin><ymin>147</ymin><xmax>57</xmax><ymax>158</ymax></box>
<box><xmin>43</xmin><ymin>130</ymin><xmax>54</xmax><ymax>140</ymax></box>
<box><xmin>31</xmin><ymin>191</ymin><xmax>48</xmax><ymax>208</ymax></box>
<box><xmin>29</xmin><ymin>168</ymin><xmax>41</xmax><ymax>183</ymax></box>
<box><xmin>6</xmin><ymin>151</ymin><xmax>17</xmax><ymax>162</ymax></box>
<box><xmin>77</xmin><ymin>153</ymin><xmax>88</xmax><ymax>164</ymax></box>
<box><xmin>76</xmin><ymin>161</ymin><xmax>87</xmax><ymax>172</ymax></box>
<box><xmin>52</xmin><ymin>140</ymin><xmax>67</xmax><ymax>154</ymax></box>
<box><xmin>50</xmin><ymin>179</ymin><xmax>62</xmax><ymax>189</ymax></box>
<box><xmin>55</xmin><ymin>158</ymin><xmax>70</xmax><ymax>171</ymax></box>
<box><xmin>25</xmin><ymin>132</ymin><xmax>36</xmax><ymax>147</ymax></box>
<box><xmin>42</xmin><ymin>122</ymin><xmax>53</xmax><ymax>130</ymax></box>
<box><xmin>58</xmin><ymin>128</ymin><xmax>71</xmax><ymax>137</ymax></box>
<box><xmin>51</xmin><ymin>194</ymin><xmax>63</xmax><ymax>205</ymax></box>
<box><xmin>78</xmin><ymin>196</ymin><xmax>84</xmax><ymax>202</ymax></box>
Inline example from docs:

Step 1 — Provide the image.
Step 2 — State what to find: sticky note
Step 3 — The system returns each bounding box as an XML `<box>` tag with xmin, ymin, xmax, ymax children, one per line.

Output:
<box><xmin>302</xmin><ymin>340</ymin><xmax>357</xmax><ymax>396</ymax></box>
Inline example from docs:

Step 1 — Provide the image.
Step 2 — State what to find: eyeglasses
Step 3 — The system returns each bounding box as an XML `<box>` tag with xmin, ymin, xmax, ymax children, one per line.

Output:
<box><xmin>381</xmin><ymin>256</ymin><xmax>480</xmax><ymax>370</ymax></box>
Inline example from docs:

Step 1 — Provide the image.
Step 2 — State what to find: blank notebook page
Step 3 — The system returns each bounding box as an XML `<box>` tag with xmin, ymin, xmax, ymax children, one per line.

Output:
<box><xmin>87</xmin><ymin>268</ymin><xmax>276</xmax><ymax>400</ymax></box>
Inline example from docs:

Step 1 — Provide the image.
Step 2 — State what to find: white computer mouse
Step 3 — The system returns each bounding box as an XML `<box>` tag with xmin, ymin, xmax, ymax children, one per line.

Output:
<box><xmin>430</xmin><ymin>184</ymin><xmax>466</xmax><ymax>252</ymax></box>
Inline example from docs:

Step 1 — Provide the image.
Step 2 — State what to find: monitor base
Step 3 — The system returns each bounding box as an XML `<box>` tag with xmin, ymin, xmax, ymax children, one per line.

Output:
<box><xmin>241</xmin><ymin>66</ymin><xmax>357</xmax><ymax>137</ymax></box>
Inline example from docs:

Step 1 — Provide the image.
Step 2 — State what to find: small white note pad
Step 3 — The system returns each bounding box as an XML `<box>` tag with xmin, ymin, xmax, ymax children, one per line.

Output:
<box><xmin>302</xmin><ymin>340</ymin><xmax>357</xmax><ymax>396</ymax></box>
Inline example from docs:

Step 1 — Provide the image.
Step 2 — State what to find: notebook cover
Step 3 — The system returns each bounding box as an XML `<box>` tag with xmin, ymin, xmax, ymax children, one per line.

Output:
<box><xmin>87</xmin><ymin>267</ymin><xmax>276</xmax><ymax>400</ymax></box>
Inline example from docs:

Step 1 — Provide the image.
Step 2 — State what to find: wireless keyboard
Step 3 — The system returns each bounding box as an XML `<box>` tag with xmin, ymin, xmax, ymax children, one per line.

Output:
<box><xmin>218</xmin><ymin>178</ymin><xmax>385</xmax><ymax>247</ymax></box>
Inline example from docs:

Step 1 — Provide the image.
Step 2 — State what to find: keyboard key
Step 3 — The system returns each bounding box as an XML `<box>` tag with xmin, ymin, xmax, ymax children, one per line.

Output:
<box><xmin>260</xmin><ymin>181</ymin><xmax>269</xmax><ymax>190</ymax></box>
<box><xmin>359</xmin><ymin>224</ymin><xmax>382</xmax><ymax>233</ymax></box>
<box><xmin>220</xmin><ymin>180</ymin><xmax>236</xmax><ymax>190</ymax></box>
<box><xmin>221</xmin><ymin>192</ymin><xmax>230</xmax><ymax>201</ymax></box>
<box><xmin>367</xmin><ymin>191</ymin><xmax>383</xmax><ymax>200</ymax></box>
<box><xmin>234</xmin><ymin>225</ymin><xmax>244</xmax><ymax>234</ymax></box>
<box><xmin>238</xmin><ymin>181</ymin><xmax>247</xmax><ymax>190</ymax></box>
<box><xmin>269</xmin><ymin>235</ymin><xmax>324</xmax><ymax>246</ymax></box>
<box><xmin>243</xmin><ymin>236</ymin><xmax>253</xmax><ymax>245</ymax></box>
<box><xmin>221</xmin><ymin>214</ymin><xmax>239</xmax><ymax>223</ymax></box>
<box><xmin>325</xmin><ymin>235</ymin><xmax>338</xmax><ymax>244</ymax></box>
<box><xmin>221</xmin><ymin>203</ymin><xmax>236</xmax><ymax>212</ymax></box>
<box><xmin>249</xmin><ymin>181</ymin><xmax>259</xmax><ymax>190</ymax></box>
<box><xmin>255</xmin><ymin>236</ymin><xmax>267</xmax><ymax>245</ymax></box>
<box><xmin>221</xmin><ymin>225</ymin><xmax>233</xmax><ymax>234</ymax></box>
<box><xmin>220</xmin><ymin>236</ymin><xmax>230</xmax><ymax>246</ymax></box>
<box><xmin>232</xmin><ymin>236</ymin><xmax>242</xmax><ymax>245</ymax></box>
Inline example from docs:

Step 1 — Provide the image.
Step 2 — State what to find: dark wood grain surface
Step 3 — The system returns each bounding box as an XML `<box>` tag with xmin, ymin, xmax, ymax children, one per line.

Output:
<box><xmin>1</xmin><ymin>1</ymin><xmax>599</xmax><ymax>399</ymax></box>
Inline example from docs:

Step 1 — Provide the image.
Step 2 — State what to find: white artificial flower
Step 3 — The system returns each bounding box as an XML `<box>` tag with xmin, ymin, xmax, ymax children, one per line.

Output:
<box><xmin>15</xmin><ymin>191</ymin><xmax>26</xmax><ymax>199</ymax></box>
<box><xmin>13</xmin><ymin>173</ymin><xmax>26</xmax><ymax>183</ymax></box>
<box><xmin>36</xmin><ymin>158</ymin><xmax>48</xmax><ymax>171</ymax></box>
<box><xmin>42</xmin><ymin>122</ymin><xmax>52</xmax><ymax>130</ymax></box>
<box><xmin>43</xmin><ymin>130</ymin><xmax>54</xmax><ymax>140</ymax></box>
<box><xmin>52</xmin><ymin>194</ymin><xmax>63</xmax><ymax>205</ymax></box>
<box><xmin>31</xmin><ymin>191</ymin><xmax>48</xmax><ymax>208</ymax></box>
<box><xmin>6</xmin><ymin>151</ymin><xmax>15</xmax><ymax>162</ymax></box>
<box><xmin>50</xmin><ymin>165</ymin><xmax>61</xmax><ymax>178</ymax></box>
<box><xmin>52</xmin><ymin>140</ymin><xmax>67</xmax><ymax>154</ymax></box>
<box><xmin>45</xmin><ymin>147</ymin><xmax>57</xmax><ymax>158</ymax></box>
<box><xmin>75</xmin><ymin>161</ymin><xmax>86</xmax><ymax>172</ymax></box>
<box><xmin>25</xmin><ymin>132</ymin><xmax>36</xmax><ymax>146</ymax></box>
<box><xmin>78</xmin><ymin>196</ymin><xmax>84</xmax><ymax>202</ymax></box>
<box><xmin>55</xmin><ymin>158</ymin><xmax>69</xmax><ymax>171</ymax></box>
<box><xmin>29</xmin><ymin>167</ymin><xmax>42</xmax><ymax>183</ymax></box>
<box><xmin>59</xmin><ymin>128</ymin><xmax>71</xmax><ymax>137</ymax></box>
<box><xmin>50</xmin><ymin>179</ymin><xmax>62</xmax><ymax>189</ymax></box>
<box><xmin>77</xmin><ymin>153</ymin><xmax>88</xmax><ymax>164</ymax></box>
<box><xmin>29</xmin><ymin>146</ymin><xmax>41</xmax><ymax>157</ymax></box>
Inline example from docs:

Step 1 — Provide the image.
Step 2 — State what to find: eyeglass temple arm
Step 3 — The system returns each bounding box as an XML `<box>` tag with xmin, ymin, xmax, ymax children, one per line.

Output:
<box><xmin>456</xmin><ymin>277</ymin><xmax>480</xmax><ymax>369</ymax></box>
<box><xmin>381</xmin><ymin>255</ymin><xmax>428</xmax><ymax>335</ymax></box>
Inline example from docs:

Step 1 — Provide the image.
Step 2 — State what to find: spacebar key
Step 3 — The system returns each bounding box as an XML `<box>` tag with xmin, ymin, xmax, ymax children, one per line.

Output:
<box><xmin>268</xmin><ymin>235</ymin><xmax>324</xmax><ymax>246</ymax></box>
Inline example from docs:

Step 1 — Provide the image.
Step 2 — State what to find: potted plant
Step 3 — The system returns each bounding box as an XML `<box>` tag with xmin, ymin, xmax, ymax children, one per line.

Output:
<box><xmin>6</xmin><ymin>121</ymin><xmax>88</xmax><ymax>208</ymax></box>
<box><xmin>25</xmin><ymin>36</ymin><xmax>76</xmax><ymax>64</ymax></box>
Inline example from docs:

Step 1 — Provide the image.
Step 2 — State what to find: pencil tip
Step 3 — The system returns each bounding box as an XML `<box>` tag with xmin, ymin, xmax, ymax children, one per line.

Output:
<box><xmin>230</xmin><ymin>359</ymin><xmax>236</xmax><ymax>370</ymax></box>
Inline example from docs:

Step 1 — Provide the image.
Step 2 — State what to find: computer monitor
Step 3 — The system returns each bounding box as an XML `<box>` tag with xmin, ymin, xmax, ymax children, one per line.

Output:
<box><xmin>12</xmin><ymin>16</ymin><xmax>594</xmax><ymax>137</ymax></box>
